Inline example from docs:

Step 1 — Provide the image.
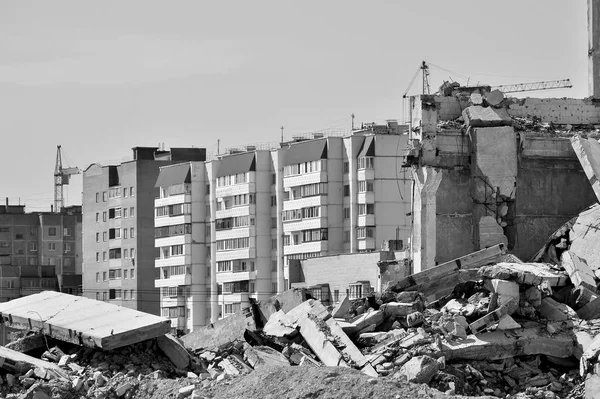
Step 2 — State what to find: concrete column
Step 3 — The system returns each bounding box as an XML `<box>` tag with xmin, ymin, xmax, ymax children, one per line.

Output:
<box><xmin>411</xmin><ymin>167</ymin><xmax>441</xmax><ymax>273</ymax></box>
<box><xmin>206</xmin><ymin>162</ymin><xmax>219</xmax><ymax>323</ymax></box>
<box><xmin>590</xmin><ymin>0</ymin><xmax>600</xmax><ymax>98</ymax></box>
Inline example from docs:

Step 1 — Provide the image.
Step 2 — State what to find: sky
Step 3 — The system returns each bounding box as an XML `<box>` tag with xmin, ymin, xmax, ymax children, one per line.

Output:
<box><xmin>0</xmin><ymin>1</ymin><xmax>589</xmax><ymax>211</ymax></box>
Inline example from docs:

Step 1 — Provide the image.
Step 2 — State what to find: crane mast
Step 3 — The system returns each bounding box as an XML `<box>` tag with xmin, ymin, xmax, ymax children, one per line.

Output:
<box><xmin>54</xmin><ymin>145</ymin><xmax>80</xmax><ymax>213</ymax></box>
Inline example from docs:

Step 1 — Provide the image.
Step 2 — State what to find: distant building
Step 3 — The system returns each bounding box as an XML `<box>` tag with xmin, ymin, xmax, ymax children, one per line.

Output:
<box><xmin>82</xmin><ymin>147</ymin><xmax>206</xmax><ymax>316</ymax></box>
<box><xmin>0</xmin><ymin>200</ymin><xmax>82</xmax><ymax>302</ymax></box>
<box><xmin>152</xmin><ymin>121</ymin><xmax>413</xmax><ymax>333</ymax></box>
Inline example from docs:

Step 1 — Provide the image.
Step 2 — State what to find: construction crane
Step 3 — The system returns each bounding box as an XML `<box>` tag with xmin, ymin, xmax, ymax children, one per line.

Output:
<box><xmin>54</xmin><ymin>145</ymin><xmax>80</xmax><ymax>213</ymax></box>
<box><xmin>492</xmin><ymin>79</ymin><xmax>573</xmax><ymax>94</ymax></box>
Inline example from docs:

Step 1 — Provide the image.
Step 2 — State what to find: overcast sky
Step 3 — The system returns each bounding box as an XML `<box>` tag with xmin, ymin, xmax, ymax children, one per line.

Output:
<box><xmin>0</xmin><ymin>1</ymin><xmax>589</xmax><ymax>211</ymax></box>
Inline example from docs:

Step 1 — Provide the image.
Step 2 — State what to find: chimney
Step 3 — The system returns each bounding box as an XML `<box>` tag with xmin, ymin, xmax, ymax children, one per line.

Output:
<box><xmin>589</xmin><ymin>0</ymin><xmax>600</xmax><ymax>98</ymax></box>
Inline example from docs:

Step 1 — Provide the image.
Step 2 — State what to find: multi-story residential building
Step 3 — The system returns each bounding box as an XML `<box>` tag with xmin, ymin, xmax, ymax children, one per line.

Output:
<box><xmin>152</xmin><ymin>121</ymin><xmax>412</xmax><ymax>333</ymax></box>
<box><xmin>0</xmin><ymin>200</ymin><xmax>82</xmax><ymax>302</ymax></box>
<box><xmin>82</xmin><ymin>147</ymin><xmax>206</xmax><ymax>316</ymax></box>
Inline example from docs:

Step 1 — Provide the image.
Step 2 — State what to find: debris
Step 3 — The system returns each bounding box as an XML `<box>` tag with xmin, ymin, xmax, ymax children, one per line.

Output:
<box><xmin>157</xmin><ymin>334</ymin><xmax>191</xmax><ymax>369</ymax></box>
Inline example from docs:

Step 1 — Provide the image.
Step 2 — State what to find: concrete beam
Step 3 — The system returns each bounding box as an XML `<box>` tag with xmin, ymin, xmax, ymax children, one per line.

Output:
<box><xmin>412</xmin><ymin>167</ymin><xmax>442</xmax><ymax>273</ymax></box>
<box><xmin>478</xmin><ymin>262</ymin><xmax>569</xmax><ymax>287</ymax></box>
<box><xmin>590</xmin><ymin>0</ymin><xmax>600</xmax><ymax>98</ymax></box>
<box><xmin>561</xmin><ymin>251</ymin><xmax>598</xmax><ymax>293</ymax></box>
<box><xmin>571</xmin><ymin>135</ymin><xmax>600</xmax><ymax>203</ymax></box>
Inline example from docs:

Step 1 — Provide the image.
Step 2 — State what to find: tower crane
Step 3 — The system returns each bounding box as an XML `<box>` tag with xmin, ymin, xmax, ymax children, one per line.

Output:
<box><xmin>54</xmin><ymin>145</ymin><xmax>80</xmax><ymax>213</ymax></box>
<box><xmin>403</xmin><ymin>61</ymin><xmax>574</xmax><ymax>97</ymax></box>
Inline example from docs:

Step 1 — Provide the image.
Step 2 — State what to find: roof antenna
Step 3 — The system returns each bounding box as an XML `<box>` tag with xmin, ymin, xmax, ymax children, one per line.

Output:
<box><xmin>351</xmin><ymin>113</ymin><xmax>355</xmax><ymax>130</ymax></box>
<box><xmin>280</xmin><ymin>126</ymin><xmax>284</xmax><ymax>143</ymax></box>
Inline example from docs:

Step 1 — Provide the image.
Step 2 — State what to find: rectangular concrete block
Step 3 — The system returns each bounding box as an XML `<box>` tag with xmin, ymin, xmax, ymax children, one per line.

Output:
<box><xmin>463</xmin><ymin>106</ymin><xmax>512</xmax><ymax>128</ymax></box>
<box><xmin>561</xmin><ymin>251</ymin><xmax>598</xmax><ymax>292</ymax></box>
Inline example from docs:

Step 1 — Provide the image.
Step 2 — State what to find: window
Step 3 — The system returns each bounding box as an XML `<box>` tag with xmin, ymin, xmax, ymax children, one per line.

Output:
<box><xmin>96</xmin><ymin>272</ymin><xmax>100</xmax><ymax>283</ymax></box>
<box><xmin>109</xmin><ymin>228</ymin><xmax>121</xmax><ymax>240</ymax></box>
<box><xmin>271</xmin><ymin>217</ymin><xmax>277</xmax><ymax>228</ymax></box>
<box><xmin>344</xmin><ymin>230</ymin><xmax>350</xmax><ymax>243</ymax></box>
<box><xmin>131</xmin><ymin>269</ymin><xmax>135</xmax><ymax>279</ymax></box>
<box><xmin>63</xmin><ymin>243</ymin><xmax>72</xmax><ymax>253</ymax></box>
<box><xmin>103</xmin><ymin>251</ymin><xmax>107</xmax><ymax>262</ymax></box>
<box><xmin>124</xmin><ymin>269</ymin><xmax>128</xmax><ymax>279</ymax></box>
<box><xmin>109</xmin><ymin>269</ymin><xmax>122</xmax><ymax>279</ymax></box>
<box><xmin>162</xmin><ymin>287</ymin><xmax>178</xmax><ymax>297</ymax></box>
<box><xmin>103</xmin><ymin>191</ymin><xmax>107</xmax><ymax>202</ymax></box>
<box><xmin>96</xmin><ymin>213</ymin><xmax>100</xmax><ymax>223</ymax></box>
<box><xmin>272</xmin><ymin>173</ymin><xmax>276</xmax><ymax>185</ymax></box>
<box><xmin>48</xmin><ymin>242</ymin><xmax>56</xmax><ymax>251</ymax></box>
<box><xmin>343</xmin><ymin>162</ymin><xmax>350</xmax><ymax>173</ymax></box>
<box><xmin>271</xmin><ymin>195</ymin><xmax>276</xmax><ymax>207</ymax></box>
<box><xmin>103</xmin><ymin>212</ymin><xmax>107</xmax><ymax>222</ymax></box>
<box><xmin>130</xmin><ymin>187</ymin><xmax>135</xmax><ymax>197</ymax></box>
<box><xmin>344</xmin><ymin>185</ymin><xmax>350</xmax><ymax>197</ymax></box>
<box><xmin>123</xmin><ymin>228</ymin><xmax>128</xmax><ymax>239</ymax></box>
<box><xmin>96</xmin><ymin>232</ymin><xmax>100</xmax><ymax>242</ymax></box>
<box><xmin>103</xmin><ymin>272</ymin><xmax>107</xmax><ymax>281</ymax></box>
<box><xmin>29</xmin><ymin>242</ymin><xmax>37</xmax><ymax>252</ymax></box>
<box><xmin>29</xmin><ymin>227</ymin><xmax>37</xmax><ymax>236</ymax></box>
<box><xmin>96</xmin><ymin>193</ymin><xmax>100</xmax><ymax>203</ymax></box>
<box><xmin>48</xmin><ymin>227</ymin><xmax>57</xmax><ymax>236</ymax></box>
<box><xmin>358</xmin><ymin>156</ymin><xmax>375</xmax><ymax>169</ymax></box>
<box><xmin>109</xmin><ymin>248</ymin><xmax>122</xmax><ymax>259</ymax></box>
<box><xmin>123</xmin><ymin>187</ymin><xmax>128</xmax><ymax>198</ymax></box>
<box><xmin>359</xmin><ymin>204</ymin><xmax>375</xmax><ymax>215</ymax></box>
<box><xmin>130</xmin><ymin>289</ymin><xmax>135</xmax><ymax>299</ymax></box>
<box><xmin>96</xmin><ymin>292</ymin><xmax>100</xmax><ymax>300</ymax></box>
<box><xmin>130</xmin><ymin>248</ymin><xmax>135</xmax><ymax>259</ymax></box>
<box><xmin>103</xmin><ymin>292</ymin><xmax>107</xmax><ymax>301</ymax></box>
<box><xmin>344</xmin><ymin>207</ymin><xmax>350</xmax><ymax>219</ymax></box>
<box><xmin>130</xmin><ymin>207</ymin><xmax>135</xmax><ymax>217</ymax></box>
<box><xmin>103</xmin><ymin>232</ymin><xmax>107</xmax><ymax>242</ymax></box>
<box><xmin>109</xmin><ymin>208</ymin><xmax>121</xmax><ymax>219</ymax></box>
<box><xmin>124</xmin><ymin>249</ymin><xmax>129</xmax><ymax>259</ymax></box>
<box><xmin>123</xmin><ymin>208</ymin><xmax>128</xmax><ymax>218</ymax></box>
<box><xmin>358</xmin><ymin>180</ymin><xmax>374</xmax><ymax>192</ymax></box>
<box><xmin>154</xmin><ymin>224</ymin><xmax>191</xmax><ymax>238</ymax></box>
<box><xmin>124</xmin><ymin>290</ymin><xmax>129</xmax><ymax>300</ymax></box>
<box><xmin>302</xmin><ymin>228</ymin><xmax>328</xmax><ymax>242</ymax></box>
<box><xmin>171</xmin><ymin>244</ymin><xmax>183</xmax><ymax>256</ymax></box>
<box><xmin>357</xmin><ymin>227</ymin><xmax>375</xmax><ymax>239</ymax></box>
<box><xmin>96</xmin><ymin>252</ymin><xmax>99</xmax><ymax>262</ymax></box>
<box><xmin>349</xmin><ymin>283</ymin><xmax>364</xmax><ymax>300</ymax></box>
<box><xmin>63</xmin><ymin>227</ymin><xmax>72</xmax><ymax>237</ymax></box>
<box><xmin>216</xmin><ymin>237</ymin><xmax>249</xmax><ymax>251</ymax></box>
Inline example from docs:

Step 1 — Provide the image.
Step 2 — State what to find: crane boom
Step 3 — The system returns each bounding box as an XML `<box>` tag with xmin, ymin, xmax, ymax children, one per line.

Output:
<box><xmin>493</xmin><ymin>79</ymin><xmax>573</xmax><ymax>93</ymax></box>
<box><xmin>54</xmin><ymin>145</ymin><xmax>80</xmax><ymax>213</ymax></box>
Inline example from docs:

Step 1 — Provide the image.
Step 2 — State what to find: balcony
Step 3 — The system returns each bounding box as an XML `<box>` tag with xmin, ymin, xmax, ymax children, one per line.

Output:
<box><xmin>155</xmin><ymin>254</ymin><xmax>191</xmax><ymax>268</ymax></box>
<box><xmin>215</xmin><ymin>182</ymin><xmax>255</xmax><ymax>198</ymax></box>
<box><xmin>155</xmin><ymin>214</ymin><xmax>190</xmax><ymax>228</ymax></box>
<box><xmin>215</xmin><ymin>247</ymin><xmax>255</xmax><ymax>262</ymax></box>
<box><xmin>216</xmin><ymin>270</ymin><xmax>257</xmax><ymax>284</ymax></box>
<box><xmin>108</xmin><ymin>278</ymin><xmax>123</xmax><ymax>288</ymax></box>
<box><xmin>215</xmin><ymin>226</ymin><xmax>254</xmax><ymax>241</ymax></box>
<box><xmin>155</xmin><ymin>193</ymin><xmax>191</xmax><ymax>207</ymax></box>
<box><xmin>283</xmin><ymin>171</ymin><xmax>327</xmax><ymax>189</ymax></box>
<box><xmin>155</xmin><ymin>273</ymin><xmax>192</xmax><ymax>288</ymax></box>
<box><xmin>284</xmin><ymin>240</ymin><xmax>328</xmax><ymax>255</ymax></box>
<box><xmin>161</xmin><ymin>295</ymin><xmax>186</xmax><ymax>307</ymax></box>
<box><xmin>357</xmin><ymin>192</ymin><xmax>375</xmax><ymax>204</ymax></box>
<box><xmin>282</xmin><ymin>195</ymin><xmax>326</xmax><ymax>211</ymax></box>
<box><xmin>108</xmin><ymin>258</ymin><xmax>122</xmax><ymax>268</ymax></box>
<box><xmin>283</xmin><ymin>217</ymin><xmax>327</xmax><ymax>234</ymax></box>
<box><xmin>357</xmin><ymin>238</ymin><xmax>376</xmax><ymax>251</ymax></box>
<box><xmin>358</xmin><ymin>214</ymin><xmax>376</xmax><ymax>226</ymax></box>
<box><xmin>357</xmin><ymin>169</ymin><xmax>375</xmax><ymax>181</ymax></box>
<box><xmin>155</xmin><ymin>234</ymin><xmax>191</xmax><ymax>248</ymax></box>
<box><xmin>215</xmin><ymin>204</ymin><xmax>255</xmax><ymax>220</ymax></box>
<box><xmin>217</xmin><ymin>292</ymin><xmax>250</xmax><ymax>304</ymax></box>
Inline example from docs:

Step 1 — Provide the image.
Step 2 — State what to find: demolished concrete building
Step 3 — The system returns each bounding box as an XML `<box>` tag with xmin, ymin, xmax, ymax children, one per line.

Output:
<box><xmin>406</xmin><ymin>89</ymin><xmax>599</xmax><ymax>273</ymax></box>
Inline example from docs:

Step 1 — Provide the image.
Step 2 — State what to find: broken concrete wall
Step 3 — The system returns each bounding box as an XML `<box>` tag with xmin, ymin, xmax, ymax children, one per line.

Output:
<box><xmin>296</xmin><ymin>251</ymin><xmax>384</xmax><ymax>300</ymax></box>
<box><xmin>571</xmin><ymin>135</ymin><xmax>600</xmax><ymax>203</ymax></box>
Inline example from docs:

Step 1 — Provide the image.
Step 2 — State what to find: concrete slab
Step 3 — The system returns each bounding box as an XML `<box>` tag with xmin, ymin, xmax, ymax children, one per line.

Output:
<box><xmin>478</xmin><ymin>262</ymin><xmax>569</xmax><ymax>287</ymax></box>
<box><xmin>181</xmin><ymin>307</ymin><xmax>256</xmax><ymax>351</ymax></box>
<box><xmin>561</xmin><ymin>251</ymin><xmax>598</xmax><ymax>292</ymax></box>
<box><xmin>157</xmin><ymin>334</ymin><xmax>190</xmax><ymax>369</ymax></box>
<box><xmin>571</xmin><ymin>135</ymin><xmax>600</xmax><ymax>203</ymax></box>
<box><xmin>331</xmin><ymin>295</ymin><xmax>351</xmax><ymax>318</ymax></box>
<box><xmin>0</xmin><ymin>291</ymin><xmax>170</xmax><ymax>350</ymax></box>
<box><xmin>538</xmin><ymin>297</ymin><xmax>579</xmax><ymax>321</ymax></box>
<box><xmin>244</xmin><ymin>346</ymin><xmax>290</xmax><ymax>369</ymax></box>
<box><xmin>0</xmin><ymin>346</ymin><xmax>69</xmax><ymax>381</ymax></box>
<box><xmin>255</xmin><ymin>288</ymin><xmax>310</xmax><ymax>327</ymax></box>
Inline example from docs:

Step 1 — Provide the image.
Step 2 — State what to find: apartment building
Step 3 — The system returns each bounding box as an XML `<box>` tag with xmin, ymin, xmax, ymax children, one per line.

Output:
<box><xmin>0</xmin><ymin>201</ymin><xmax>82</xmax><ymax>302</ymax></box>
<box><xmin>152</xmin><ymin>121</ymin><xmax>412</xmax><ymax>332</ymax></box>
<box><xmin>82</xmin><ymin>147</ymin><xmax>206</xmax><ymax>316</ymax></box>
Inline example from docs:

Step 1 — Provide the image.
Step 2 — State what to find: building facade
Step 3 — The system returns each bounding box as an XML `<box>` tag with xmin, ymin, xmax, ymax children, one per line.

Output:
<box><xmin>82</xmin><ymin>147</ymin><xmax>206</xmax><ymax>316</ymax></box>
<box><xmin>152</xmin><ymin>122</ymin><xmax>413</xmax><ymax>333</ymax></box>
<box><xmin>0</xmin><ymin>201</ymin><xmax>82</xmax><ymax>302</ymax></box>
